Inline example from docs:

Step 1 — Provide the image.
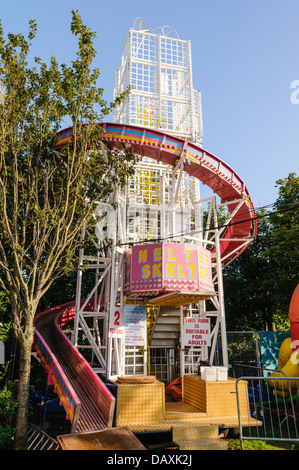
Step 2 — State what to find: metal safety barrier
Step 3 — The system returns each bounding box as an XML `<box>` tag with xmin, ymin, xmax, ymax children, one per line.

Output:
<box><xmin>27</xmin><ymin>423</ymin><xmax>60</xmax><ymax>450</ymax></box>
<box><xmin>236</xmin><ymin>373</ymin><xmax>299</xmax><ymax>449</ymax></box>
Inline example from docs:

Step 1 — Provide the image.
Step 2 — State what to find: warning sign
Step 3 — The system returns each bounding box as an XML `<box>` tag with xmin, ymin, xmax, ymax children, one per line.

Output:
<box><xmin>109</xmin><ymin>307</ymin><xmax>124</xmax><ymax>338</ymax></box>
<box><xmin>183</xmin><ymin>317</ymin><xmax>211</xmax><ymax>347</ymax></box>
<box><xmin>124</xmin><ymin>304</ymin><xmax>147</xmax><ymax>347</ymax></box>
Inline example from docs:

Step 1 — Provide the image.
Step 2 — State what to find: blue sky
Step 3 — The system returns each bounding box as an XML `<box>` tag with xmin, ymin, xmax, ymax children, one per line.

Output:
<box><xmin>0</xmin><ymin>0</ymin><xmax>298</xmax><ymax>208</ymax></box>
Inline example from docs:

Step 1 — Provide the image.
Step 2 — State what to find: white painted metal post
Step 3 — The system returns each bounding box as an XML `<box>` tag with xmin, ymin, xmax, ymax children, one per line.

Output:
<box><xmin>180</xmin><ymin>305</ymin><xmax>184</xmax><ymax>382</ymax></box>
<box><xmin>213</xmin><ymin>203</ymin><xmax>229</xmax><ymax>367</ymax></box>
<box><xmin>107</xmin><ymin>197</ymin><xmax>117</xmax><ymax>379</ymax></box>
<box><xmin>73</xmin><ymin>223</ymin><xmax>86</xmax><ymax>347</ymax></box>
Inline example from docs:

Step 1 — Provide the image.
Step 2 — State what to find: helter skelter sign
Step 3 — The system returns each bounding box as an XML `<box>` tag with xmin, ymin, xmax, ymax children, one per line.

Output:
<box><xmin>124</xmin><ymin>242</ymin><xmax>214</xmax><ymax>297</ymax></box>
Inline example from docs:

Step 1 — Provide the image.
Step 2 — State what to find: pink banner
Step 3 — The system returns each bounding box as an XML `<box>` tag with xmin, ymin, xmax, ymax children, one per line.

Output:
<box><xmin>163</xmin><ymin>244</ymin><xmax>198</xmax><ymax>291</ymax></box>
<box><xmin>131</xmin><ymin>243</ymin><xmax>163</xmax><ymax>292</ymax></box>
<box><xmin>128</xmin><ymin>243</ymin><xmax>213</xmax><ymax>295</ymax></box>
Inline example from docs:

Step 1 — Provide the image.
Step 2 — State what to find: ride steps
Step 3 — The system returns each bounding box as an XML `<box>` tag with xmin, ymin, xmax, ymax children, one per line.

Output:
<box><xmin>150</xmin><ymin>306</ymin><xmax>180</xmax><ymax>348</ymax></box>
<box><xmin>173</xmin><ymin>437</ymin><xmax>228</xmax><ymax>450</ymax></box>
<box><xmin>171</xmin><ymin>424</ymin><xmax>228</xmax><ymax>450</ymax></box>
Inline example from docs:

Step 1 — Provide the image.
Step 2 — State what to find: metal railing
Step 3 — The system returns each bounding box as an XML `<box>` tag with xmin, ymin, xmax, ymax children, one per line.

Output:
<box><xmin>149</xmin><ymin>346</ymin><xmax>179</xmax><ymax>383</ymax></box>
<box><xmin>235</xmin><ymin>372</ymin><xmax>299</xmax><ymax>449</ymax></box>
<box><xmin>27</xmin><ymin>423</ymin><xmax>60</xmax><ymax>450</ymax></box>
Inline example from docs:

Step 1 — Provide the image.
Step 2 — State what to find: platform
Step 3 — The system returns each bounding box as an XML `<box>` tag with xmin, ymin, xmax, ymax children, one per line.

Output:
<box><xmin>127</xmin><ymin>408</ymin><xmax>258</xmax><ymax>433</ymax></box>
<box><xmin>115</xmin><ymin>375</ymin><xmax>260</xmax><ymax>433</ymax></box>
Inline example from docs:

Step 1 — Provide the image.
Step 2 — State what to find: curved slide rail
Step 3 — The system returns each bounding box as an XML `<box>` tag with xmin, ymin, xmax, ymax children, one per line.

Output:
<box><xmin>34</xmin><ymin>300</ymin><xmax>115</xmax><ymax>433</ymax></box>
<box><xmin>53</xmin><ymin>122</ymin><xmax>257</xmax><ymax>265</ymax></box>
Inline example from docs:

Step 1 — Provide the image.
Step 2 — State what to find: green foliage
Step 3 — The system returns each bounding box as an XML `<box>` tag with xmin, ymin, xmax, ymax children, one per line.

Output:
<box><xmin>0</xmin><ymin>290</ymin><xmax>11</xmax><ymax>341</ymax></box>
<box><xmin>224</xmin><ymin>172</ymin><xmax>299</xmax><ymax>332</ymax></box>
<box><xmin>268</xmin><ymin>173</ymin><xmax>299</xmax><ymax>307</ymax></box>
<box><xmin>0</xmin><ymin>382</ymin><xmax>18</xmax><ymax>449</ymax></box>
<box><xmin>228</xmin><ymin>438</ymin><xmax>299</xmax><ymax>450</ymax></box>
<box><xmin>0</xmin><ymin>291</ymin><xmax>14</xmax><ymax>384</ymax></box>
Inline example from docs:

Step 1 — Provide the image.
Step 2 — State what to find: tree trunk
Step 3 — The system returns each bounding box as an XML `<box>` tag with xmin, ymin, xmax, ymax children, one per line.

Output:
<box><xmin>265</xmin><ymin>313</ymin><xmax>275</xmax><ymax>332</ymax></box>
<box><xmin>14</xmin><ymin>326</ymin><xmax>34</xmax><ymax>450</ymax></box>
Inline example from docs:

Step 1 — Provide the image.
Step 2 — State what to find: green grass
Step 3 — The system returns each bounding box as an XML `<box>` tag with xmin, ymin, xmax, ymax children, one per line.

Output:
<box><xmin>228</xmin><ymin>438</ymin><xmax>299</xmax><ymax>450</ymax></box>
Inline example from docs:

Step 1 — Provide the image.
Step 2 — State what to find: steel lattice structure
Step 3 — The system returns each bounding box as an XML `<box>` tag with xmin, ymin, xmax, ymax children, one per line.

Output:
<box><xmin>113</xmin><ymin>18</ymin><xmax>203</xmax><ymax>145</ymax></box>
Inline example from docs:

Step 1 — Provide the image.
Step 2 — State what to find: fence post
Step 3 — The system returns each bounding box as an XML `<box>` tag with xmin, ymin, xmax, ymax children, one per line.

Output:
<box><xmin>0</xmin><ymin>340</ymin><xmax>4</xmax><ymax>364</ymax></box>
<box><xmin>235</xmin><ymin>377</ymin><xmax>245</xmax><ymax>450</ymax></box>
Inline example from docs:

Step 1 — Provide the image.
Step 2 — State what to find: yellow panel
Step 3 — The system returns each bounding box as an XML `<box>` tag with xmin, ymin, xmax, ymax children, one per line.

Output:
<box><xmin>127</xmin><ymin>415</ymin><xmax>259</xmax><ymax>433</ymax></box>
<box><xmin>183</xmin><ymin>375</ymin><xmax>249</xmax><ymax>418</ymax></box>
<box><xmin>116</xmin><ymin>382</ymin><xmax>165</xmax><ymax>425</ymax></box>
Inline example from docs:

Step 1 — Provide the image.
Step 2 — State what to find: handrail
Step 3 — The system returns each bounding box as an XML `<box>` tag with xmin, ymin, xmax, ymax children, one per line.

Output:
<box><xmin>54</xmin><ymin>306</ymin><xmax>115</xmax><ymax>428</ymax></box>
<box><xmin>34</xmin><ymin>300</ymin><xmax>115</xmax><ymax>432</ymax></box>
<box><xmin>34</xmin><ymin>319</ymin><xmax>82</xmax><ymax>429</ymax></box>
<box><xmin>28</xmin><ymin>423</ymin><xmax>60</xmax><ymax>450</ymax></box>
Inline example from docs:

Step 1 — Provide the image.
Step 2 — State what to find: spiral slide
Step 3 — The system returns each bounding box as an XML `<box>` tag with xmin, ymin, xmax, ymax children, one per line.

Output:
<box><xmin>268</xmin><ymin>284</ymin><xmax>299</xmax><ymax>396</ymax></box>
<box><xmin>53</xmin><ymin>122</ymin><xmax>257</xmax><ymax>266</ymax></box>
<box><xmin>34</xmin><ymin>123</ymin><xmax>257</xmax><ymax>433</ymax></box>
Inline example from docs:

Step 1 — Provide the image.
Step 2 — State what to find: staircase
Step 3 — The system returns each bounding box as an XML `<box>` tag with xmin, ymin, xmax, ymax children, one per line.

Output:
<box><xmin>149</xmin><ymin>306</ymin><xmax>181</xmax><ymax>348</ymax></box>
<box><xmin>172</xmin><ymin>424</ymin><xmax>228</xmax><ymax>450</ymax></box>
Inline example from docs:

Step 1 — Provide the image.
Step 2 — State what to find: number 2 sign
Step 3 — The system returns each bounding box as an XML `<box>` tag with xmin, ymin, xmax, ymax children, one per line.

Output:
<box><xmin>109</xmin><ymin>307</ymin><xmax>124</xmax><ymax>338</ymax></box>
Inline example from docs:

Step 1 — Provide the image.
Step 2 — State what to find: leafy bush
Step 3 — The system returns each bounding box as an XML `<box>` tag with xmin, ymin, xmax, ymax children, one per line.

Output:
<box><xmin>0</xmin><ymin>382</ymin><xmax>18</xmax><ymax>449</ymax></box>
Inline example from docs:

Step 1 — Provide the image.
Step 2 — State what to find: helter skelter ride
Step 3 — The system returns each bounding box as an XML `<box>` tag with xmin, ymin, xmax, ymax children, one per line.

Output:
<box><xmin>34</xmin><ymin>19</ymin><xmax>257</xmax><ymax>435</ymax></box>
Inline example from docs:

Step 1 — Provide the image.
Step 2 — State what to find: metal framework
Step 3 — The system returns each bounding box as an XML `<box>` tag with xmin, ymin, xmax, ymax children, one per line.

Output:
<box><xmin>113</xmin><ymin>18</ymin><xmax>203</xmax><ymax>145</ymax></box>
<box><xmin>73</xmin><ymin>153</ymin><xmax>230</xmax><ymax>379</ymax></box>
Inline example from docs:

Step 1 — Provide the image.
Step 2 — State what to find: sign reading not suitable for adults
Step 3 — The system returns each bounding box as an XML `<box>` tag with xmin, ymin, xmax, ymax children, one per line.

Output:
<box><xmin>183</xmin><ymin>317</ymin><xmax>211</xmax><ymax>347</ymax></box>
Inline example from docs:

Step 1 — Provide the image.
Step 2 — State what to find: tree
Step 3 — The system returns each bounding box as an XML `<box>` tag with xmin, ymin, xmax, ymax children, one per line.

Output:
<box><xmin>224</xmin><ymin>173</ymin><xmax>299</xmax><ymax>332</ymax></box>
<box><xmin>267</xmin><ymin>173</ymin><xmax>299</xmax><ymax>310</ymax></box>
<box><xmin>223</xmin><ymin>210</ymin><xmax>276</xmax><ymax>331</ymax></box>
<box><xmin>0</xmin><ymin>11</ymin><xmax>136</xmax><ymax>449</ymax></box>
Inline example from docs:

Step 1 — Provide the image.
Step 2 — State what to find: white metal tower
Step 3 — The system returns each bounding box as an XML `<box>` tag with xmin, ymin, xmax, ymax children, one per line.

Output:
<box><xmin>113</xmin><ymin>18</ymin><xmax>203</xmax><ymax>145</ymax></box>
